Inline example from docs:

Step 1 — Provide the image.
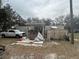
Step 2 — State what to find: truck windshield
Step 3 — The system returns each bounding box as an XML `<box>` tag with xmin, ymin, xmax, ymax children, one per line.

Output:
<box><xmin>14</xmin><ymin>30</ymin><xmax>20</xmax><ymax>33</ymax></box>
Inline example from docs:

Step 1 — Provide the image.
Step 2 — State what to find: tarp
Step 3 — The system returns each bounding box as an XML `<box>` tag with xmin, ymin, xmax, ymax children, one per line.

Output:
<box><xmin>34</xmin><ymin>32</ymin><xmax>45</xmax><ymax>41</ymax></box>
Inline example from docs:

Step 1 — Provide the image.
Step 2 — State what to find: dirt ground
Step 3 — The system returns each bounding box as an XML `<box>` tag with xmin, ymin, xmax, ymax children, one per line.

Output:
<box><xmin>0</xmin><ymin>38</ymin><xmax>17</xmax><ymax>46</ymax></box>
<box><xmin>0</xmin><ymin>37</ymin><xmax>79</xmax><ymax>59</ymax></box>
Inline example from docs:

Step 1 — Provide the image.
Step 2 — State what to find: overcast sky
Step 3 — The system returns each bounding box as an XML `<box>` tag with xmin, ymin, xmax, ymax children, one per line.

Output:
<box><xmin>2</xmin><ymin>0</ymin><xmax>79</xmax><ymax>19</ymax></box>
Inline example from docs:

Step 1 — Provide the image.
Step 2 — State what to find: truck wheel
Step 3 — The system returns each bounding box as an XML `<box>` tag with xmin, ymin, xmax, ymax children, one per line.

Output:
<box><xmin>2</xmin><ymin>34</ymin><xmax>5</xmax><ymax>38</ymax></box>
<box><xmin>16</xmin><ymin>35</ymin><xmax>20</xmax><ymax>38</ymax></box>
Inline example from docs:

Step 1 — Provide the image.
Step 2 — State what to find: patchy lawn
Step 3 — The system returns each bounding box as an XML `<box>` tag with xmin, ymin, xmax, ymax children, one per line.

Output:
<box><xmin>0</xmin><ymin>38</ymin><xmax>17</xmax><ymax>46</ymax></box>
<box><xmin>0</xmin><ymin>37</ymin><xmax>79</xmax><ymax>59</ymax></box>
<box><xmin>2</xmin><ymin>40</ymin><xmax>79</xmax><ymax>59</ymax></box>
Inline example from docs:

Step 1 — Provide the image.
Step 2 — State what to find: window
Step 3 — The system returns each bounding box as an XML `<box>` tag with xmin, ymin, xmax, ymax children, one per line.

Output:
<box><xmin>9</xmin><ymin>30</ymin><xmax>14</xmax><ymax>32</ymax></box>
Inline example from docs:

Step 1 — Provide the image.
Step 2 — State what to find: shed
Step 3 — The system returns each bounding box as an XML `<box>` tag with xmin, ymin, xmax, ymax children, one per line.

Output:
<box><xmin>16</xmin><ymin>23</ymin><xmax>45</xmax><ymax>40</ymax></box>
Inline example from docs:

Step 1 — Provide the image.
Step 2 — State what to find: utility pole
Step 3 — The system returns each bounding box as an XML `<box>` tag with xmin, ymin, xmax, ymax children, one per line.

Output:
<box><xmin>70</xmin><ymin>0</ymin><xmax>74</xmax><ymax>44</ymax></box>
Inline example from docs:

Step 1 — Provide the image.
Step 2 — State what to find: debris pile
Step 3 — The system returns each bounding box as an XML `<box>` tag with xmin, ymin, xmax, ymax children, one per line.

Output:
<box><xmin>11</xmin><ymin>32</ymin><xmax>45</xmax><ymax>47</ymax></box>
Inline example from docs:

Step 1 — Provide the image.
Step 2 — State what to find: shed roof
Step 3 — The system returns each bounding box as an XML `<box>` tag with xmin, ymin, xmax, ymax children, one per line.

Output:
<box><xmin>25</xmin><ymin>23</ymin><xmax>45</xmax><ymax>26</ymax></box>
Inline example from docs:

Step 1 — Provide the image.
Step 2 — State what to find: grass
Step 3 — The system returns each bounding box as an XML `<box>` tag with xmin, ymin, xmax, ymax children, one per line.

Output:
<box><xmin>0</xmin><ymin>35</ymin><xmax>79</xmax><ymax>59</ymax></box>
<box><xmin>69</xmin><ymin>33</ymin><xmax>79</xmax><ymax>39</ymax></box>
<box><xmin>0</xmin><ymin>38</ymin><xmax>17</xmax><ymax>46</ymax></box>
<box><xmin>2</xmin><ymin>40</ymin><xmax>79</xmax><ymax>59</ymax></box>
<box><xmin>74</xmin><ymin>33</ymin><xmax>79</xmax><ymax>39</ymax></box>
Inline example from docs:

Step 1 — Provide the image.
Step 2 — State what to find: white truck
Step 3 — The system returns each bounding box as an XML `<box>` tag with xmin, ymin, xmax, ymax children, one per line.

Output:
<box><xmin>0</xmin><ymin>30</ymin><xmax>26</xmax><ymax>38</ymax></box>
